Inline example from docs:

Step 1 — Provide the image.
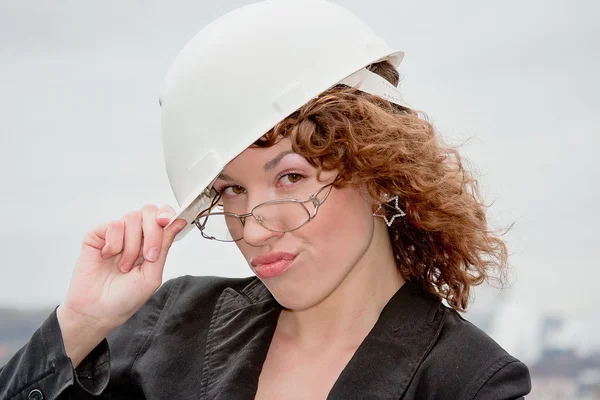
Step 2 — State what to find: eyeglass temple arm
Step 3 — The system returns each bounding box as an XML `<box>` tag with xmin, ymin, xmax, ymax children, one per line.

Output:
<box><xmin>307</xmin><ymin>182</ymin><xmax>336</xmax><ymax>217</ymax></box>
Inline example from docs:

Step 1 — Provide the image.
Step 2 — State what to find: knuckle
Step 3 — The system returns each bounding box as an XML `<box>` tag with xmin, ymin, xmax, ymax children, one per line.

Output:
<box><xmin>109</xmin><ymin>220</ymin><xmax>124</xmax><ymax>230</ymax></box>
<box><xmin>143</xmin><ymin>214</ymin><xmax>162</xmax><ymax>231</ymax></box>
<box><xmin>141</xmin><ymin>204</ymin><xmax>159</xmax><ymax>213</ymax></box>
<box><xmin>158</xmin><ymin>204</ymin><xmax>175</xmax><ymax>214</ymax></box>
<box><xmin>123</xmin><ymin>210</ymin><xmax>142</xmax><ymax>222</ymax></box>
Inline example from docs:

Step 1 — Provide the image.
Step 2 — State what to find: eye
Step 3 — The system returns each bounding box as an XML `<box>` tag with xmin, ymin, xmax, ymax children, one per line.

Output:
<box><xmin>218</xmin><ymin>185</ymin><xmax>246</xmax><ymax>197</ymax></box>
<box><xmin>279</xmin><ymin>173</ymin><xmax>304</xmax><ymax>185</ymax></box>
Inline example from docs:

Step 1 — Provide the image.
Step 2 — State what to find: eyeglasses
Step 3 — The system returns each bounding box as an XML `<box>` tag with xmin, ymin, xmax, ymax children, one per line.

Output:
<box><xmin>193</xmin><ymin>179</ymin><xmax>336</xmax><ymax>242</ymax></box>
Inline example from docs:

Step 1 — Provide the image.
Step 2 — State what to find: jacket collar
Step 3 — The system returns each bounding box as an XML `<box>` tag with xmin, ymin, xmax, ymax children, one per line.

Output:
<box><xmin>199</xmin><ymin>278</ymin><xmax>447</xmax><ymax>399</ymax></box>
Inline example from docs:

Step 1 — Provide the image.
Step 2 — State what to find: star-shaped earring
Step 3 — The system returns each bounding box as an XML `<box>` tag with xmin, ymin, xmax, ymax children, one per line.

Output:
<box><xmin>373</xmin><ymin>195</ymin><xmax>406</xmax><ymax>227</ymax></box>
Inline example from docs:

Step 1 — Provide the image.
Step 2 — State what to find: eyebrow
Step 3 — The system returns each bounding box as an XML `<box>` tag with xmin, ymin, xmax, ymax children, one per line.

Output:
<box><xmin>216</xmin><ymin>172</ymin><xmax>235</xmax><ymax>182</ymax></box>
<box><xmin>215</xmin><ymin>150</ymin><xmax>296</xmax><ymax>182</ymax></box>
<box><xmin>264</xmin><ymin>150</ymin><xmax>295</xmax><ymax>171</ymax></box>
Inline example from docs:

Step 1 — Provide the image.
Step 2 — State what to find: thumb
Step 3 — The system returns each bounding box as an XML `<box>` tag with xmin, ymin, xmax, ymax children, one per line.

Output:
<box><xmin>161</xmin><ymin>219</ymin><xmax>188</xmax><ymax>252</ymax></box>
<box><xmin>142</xmin><ymin>219</ymin><xmax>187</xmax><ymax>286</ymax></box>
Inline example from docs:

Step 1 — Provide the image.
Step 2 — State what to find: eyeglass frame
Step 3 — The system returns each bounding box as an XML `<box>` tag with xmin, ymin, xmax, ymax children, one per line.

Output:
<box><xmin>193</xmin><ymin>177</ymin><xmax>338</xmax><ymax>242</ymax></box>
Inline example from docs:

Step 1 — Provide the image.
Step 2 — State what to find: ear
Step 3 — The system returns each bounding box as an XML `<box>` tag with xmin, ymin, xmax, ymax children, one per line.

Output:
<box><xmin>371</xmin><ymin>191</ymin><xmax>388</xmax><ymax>213</ymax></box>
<box><xmin>355</xmin><ymin>183</ymin><xmax>380</xmax><ymax>211</ymax></box>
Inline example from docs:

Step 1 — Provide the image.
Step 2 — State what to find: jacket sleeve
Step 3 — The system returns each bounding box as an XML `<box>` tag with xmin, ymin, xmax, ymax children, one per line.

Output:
<box><xmin>0</xmin><ymin>278</ymin><xmax>180</xmax><ymax>400</ymax></box>
<box><xmin>469</xmin><ymin>356</ymin><xmax>532</xmax><ymax>400</ymax></box>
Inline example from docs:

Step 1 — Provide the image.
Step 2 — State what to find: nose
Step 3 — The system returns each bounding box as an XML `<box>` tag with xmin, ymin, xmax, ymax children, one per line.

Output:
<box><xmin>240</xmin><ymin>193</ymin><xmax>284</xmax><ymax>246</ymax></box>
<box><xmin>242</xmin><ymin>215</ymin><xmax>283</xmax><ymax>246</ymax></box>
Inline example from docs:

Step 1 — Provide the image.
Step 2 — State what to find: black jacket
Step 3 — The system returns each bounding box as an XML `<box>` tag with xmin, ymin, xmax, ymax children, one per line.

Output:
<box><xmin>0</xmin><ymin>276</ymin><xmax>531</xmax><ymax>399</ymax></box>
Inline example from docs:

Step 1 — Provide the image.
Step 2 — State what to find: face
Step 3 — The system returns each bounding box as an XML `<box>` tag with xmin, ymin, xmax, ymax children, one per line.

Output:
<box><xmin>211</xmin><ymin>138</ymin><xmax>378</xmax><ymax>310</ymax></box>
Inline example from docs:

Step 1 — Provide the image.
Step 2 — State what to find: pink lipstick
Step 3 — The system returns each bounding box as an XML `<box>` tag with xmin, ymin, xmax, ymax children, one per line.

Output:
<box><xmin>250</xmin><ymin>251</ymin><xmax>297</xmax><ymax>279</ymax></box>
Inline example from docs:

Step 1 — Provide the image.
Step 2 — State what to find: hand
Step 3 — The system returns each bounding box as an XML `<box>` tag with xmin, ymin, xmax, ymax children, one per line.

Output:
<box><xmin>57</xmin><ymin>205</ymin><xmax>186</xmax><ymax>346</ymax></box>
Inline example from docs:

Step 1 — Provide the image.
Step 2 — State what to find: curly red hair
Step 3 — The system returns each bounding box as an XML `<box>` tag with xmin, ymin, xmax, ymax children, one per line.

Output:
<box><xmin>255</xmin><ymin>61</ymin><xmax>508</xmax><ymax>312</ymax></box>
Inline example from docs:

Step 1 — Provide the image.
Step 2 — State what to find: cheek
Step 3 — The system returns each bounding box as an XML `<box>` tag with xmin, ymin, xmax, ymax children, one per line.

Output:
<box><xmin>235</xmin><ymin>239</ymin><xmax>253</xmax><ymax>263</ymax></box>
<box><xmin>268</xmin><ymin>187</ymin><xmax>375</xmax><ymax>308</ymax></box>
<box><xmin>233</xmin><ymin>186</ymin><xmax>376</xmax><ymax>310</ymax></box>
<box><xmin>303</xmin><ymin>186</ymin><xmax>374</xmax><ymax>262</ymax></box>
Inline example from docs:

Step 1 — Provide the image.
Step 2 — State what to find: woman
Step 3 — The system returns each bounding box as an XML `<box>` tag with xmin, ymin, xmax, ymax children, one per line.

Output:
<box><xmin>0</xmin><ymin>1</ymin><xmax>531</xmax><ymax>399</ymax></box>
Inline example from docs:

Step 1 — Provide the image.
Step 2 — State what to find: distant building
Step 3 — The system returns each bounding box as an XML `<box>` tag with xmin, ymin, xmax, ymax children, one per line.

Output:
<box><xmin>529</xmin><ymin>348</ymin><xmax>600</xmax><ymax>400</ymax></box>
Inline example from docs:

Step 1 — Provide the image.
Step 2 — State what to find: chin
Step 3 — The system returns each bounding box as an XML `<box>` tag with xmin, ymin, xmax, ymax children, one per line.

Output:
<box><xmin>260</xmin><ymin>276</ymin><xmax>335</xmax><ymax>311</ymax></box>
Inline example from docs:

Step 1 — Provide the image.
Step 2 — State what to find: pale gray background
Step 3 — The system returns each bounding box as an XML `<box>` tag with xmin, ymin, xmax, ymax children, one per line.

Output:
<box><xmin>1</xmin><ymin>0</ymin><xmax>598</xmax><ymax>364</ymax></box>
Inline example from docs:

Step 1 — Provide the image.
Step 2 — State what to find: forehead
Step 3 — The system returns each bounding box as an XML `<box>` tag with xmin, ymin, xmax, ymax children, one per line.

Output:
<box><xmin>223</xmin><ymin>137</ymin><xmax>297</xmax><ymax>173</ymax></box>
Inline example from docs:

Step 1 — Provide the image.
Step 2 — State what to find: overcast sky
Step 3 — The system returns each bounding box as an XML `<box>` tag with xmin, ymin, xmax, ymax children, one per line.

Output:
<box><xmin>1</xmin><ymin>0</ymin><xmax>598</xmax><ymax>358</ymax></box>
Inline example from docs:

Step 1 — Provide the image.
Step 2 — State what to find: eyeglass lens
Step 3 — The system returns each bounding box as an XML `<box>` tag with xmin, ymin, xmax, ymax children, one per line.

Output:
<box><xmin>200</xmin><ymin>201</ymin><xmax>311</xmax><ymax>241</ymax></box>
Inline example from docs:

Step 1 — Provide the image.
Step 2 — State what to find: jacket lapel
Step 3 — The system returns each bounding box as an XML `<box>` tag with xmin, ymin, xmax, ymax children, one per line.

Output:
<box><xmin>198</xmin><ymin>278</ymin><xmax>281</xmax><ymax>400</ymax></box>
<box><xmin>199</xmin><ymin>279</ymin><xmax>447</xmax><ymax>400</ymax></box>
<box><xmin>327</xmin><ymin>280</ymin><xmax>448</xmax><ymax>399</ymax></box>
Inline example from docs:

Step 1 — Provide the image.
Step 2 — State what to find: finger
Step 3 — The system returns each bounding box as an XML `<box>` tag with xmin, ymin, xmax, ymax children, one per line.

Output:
<box><xmin>141</xmin><ymin>218</ymin><xmax>187</xmax><ymax>286</ymax></box>
<box><xmin>141</xmin><ymin>204</ymin><xmax>162</xmax><ymax>263</ymax></box>
<box><xmin>118</xmin><ymin>211</ymin><xmax>143</xmax><ymax>273</ymax></box>
<box><xmin>161</xmin><ymin>218</ymin><xmax>188</xmax><ymax>252</ymax></box>
<box><xmin>83</xmin><ymin>222</ymin><xmax>109</xmax><ymax>250</ymax></box>
<box><xmin>100</xmin><ymin>221</ymin><xmax>125</xmax><ymax>259</ymax></box>
<box><xmin>156</xmin><ymin>205</ymin><xmax>176</xmax><ymax>227</ymax></box>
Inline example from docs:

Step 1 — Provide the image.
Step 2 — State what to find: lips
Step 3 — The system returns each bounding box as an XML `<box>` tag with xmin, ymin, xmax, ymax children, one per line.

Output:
<box><xmin>250</xmin><ymin>251</ymin><xmax>297</xmax><ymax>279</ymax></box>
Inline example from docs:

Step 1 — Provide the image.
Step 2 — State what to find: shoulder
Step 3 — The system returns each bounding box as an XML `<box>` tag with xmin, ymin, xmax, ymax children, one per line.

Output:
<box><xmin>417</xmin><ymin>306</ymin><xmax>531</xmax><ymax>399</ymax></box>
<box><xmin>107</xmin><ymin>275</ymin><xmax>259</xmax><ymax>353</ymax></box>
<box><xmin>111</xmin><ymin>275</ymin><xmax>257</xmax><ymax>338</ymax></box>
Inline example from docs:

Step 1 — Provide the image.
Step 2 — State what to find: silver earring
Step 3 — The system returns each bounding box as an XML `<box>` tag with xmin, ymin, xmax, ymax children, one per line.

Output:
<box><xmin>373</xmin><ymin>194</ymin><xmax>406</xmax><ymax>227</ymax></box>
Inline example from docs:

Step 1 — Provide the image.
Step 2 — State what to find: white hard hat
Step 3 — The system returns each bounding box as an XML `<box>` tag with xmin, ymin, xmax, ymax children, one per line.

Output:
<box><xmin>160</xmin><ymin>0</ymin><xmax>406</xmax><ymax>241</ymax></box>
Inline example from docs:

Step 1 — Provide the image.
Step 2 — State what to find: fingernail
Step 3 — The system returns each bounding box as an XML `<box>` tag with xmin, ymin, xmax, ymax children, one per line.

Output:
<box><xmin>147</xmin><ymin>247</ymin><xmax>159</xmax><ymax>262</ymax></box>
<box><xmin>158</xmin><ymin>212</ymin><xmax>171</xmax><ymax>220</ymax></box>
